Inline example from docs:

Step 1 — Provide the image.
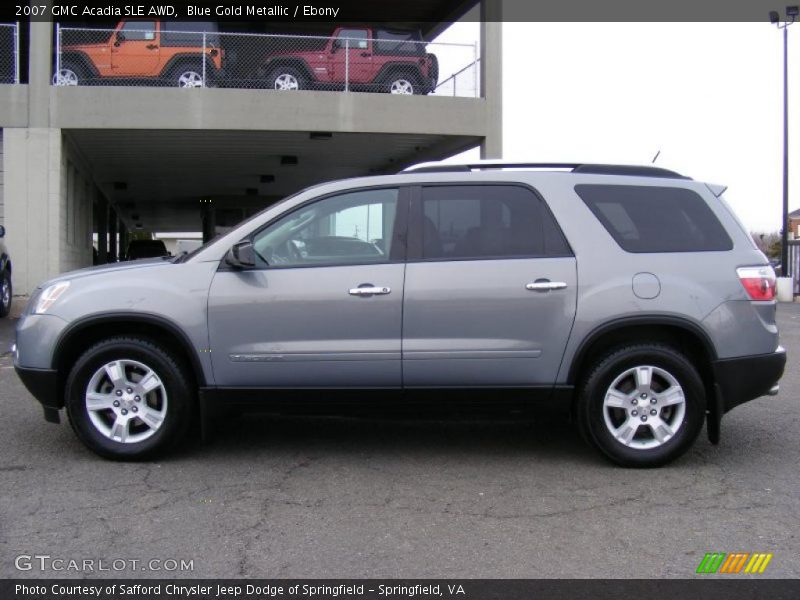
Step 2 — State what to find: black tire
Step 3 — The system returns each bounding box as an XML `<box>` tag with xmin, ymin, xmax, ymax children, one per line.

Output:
<box><xmin>52</xmin><ymin>60</ymin><xmax>85</xmax><ymax>86</ymax></box>
<box><xmin>385</xmin><ymin>71</ymin><xmax>422</xmax><ymax>95</ymax></box>
<box><xmin>0</xmin><ymin>269</ymin><xmax>11</xmax><ymax>318</ymax></box>
<box><xmin>171</xmin><ymin>63</ymin><xmax>205</xmax><ymax>88</ymax></box>
<box><xmin>268</xmin><ymin>66</ymin><xmax>306</xmax><ymax>91</ymax></box>
<box><xmin>576</xmin><ymin>344</ymin><xmax>706</xmax><ymax>468</ymax></box>
<box><xmin>65</xmin><ymin>336</ymin><xmax>194</xmax><ymax>460</ymax></box>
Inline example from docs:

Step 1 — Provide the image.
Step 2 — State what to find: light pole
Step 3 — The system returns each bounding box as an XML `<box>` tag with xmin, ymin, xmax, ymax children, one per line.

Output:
<box><xmin>770</xmin><ymin>6</ymin><xmax>798</xmax><ymax>277</ymax></box>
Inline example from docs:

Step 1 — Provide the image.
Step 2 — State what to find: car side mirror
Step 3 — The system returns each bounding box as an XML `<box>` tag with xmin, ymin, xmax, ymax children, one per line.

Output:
<box><xmin>0</xmin><ymin>225</ymin><xmax>5</xmax><ymax>238</ymax></box>
<box><xmin>225</xmin><ymin>240</ymin><xmax>257</xmax><ymax>269</ymax></box>
<box><xmin>115</xmin><ymin>32</ymin><xmax>125</xmax><ymax>46</ymax></box>
<box><xmin>330</xmin><ymin>40</ymin><xmax>340</xmax><ymax>53</ymax></box>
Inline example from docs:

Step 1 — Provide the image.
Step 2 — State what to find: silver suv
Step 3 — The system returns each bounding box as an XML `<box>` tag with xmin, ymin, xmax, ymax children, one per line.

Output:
<box><xmin>13</xmin><ymin>162</ymin><xmax>786</xmax><ymax>466</ymax></box>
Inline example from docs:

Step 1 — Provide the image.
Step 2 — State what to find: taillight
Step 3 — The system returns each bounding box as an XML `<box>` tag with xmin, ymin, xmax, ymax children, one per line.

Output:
<box><xmin>737</xmin><ymin>266</ymin><xmax>777</xmax><ymax>301</ymax></box>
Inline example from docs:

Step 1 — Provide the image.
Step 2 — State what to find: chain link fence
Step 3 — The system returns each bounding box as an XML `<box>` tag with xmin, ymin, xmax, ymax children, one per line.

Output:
<box><xmin>0</xmin><ymin>23</ymin><xmax>20</xmax><ymax>84</ymax></box>
<box><xmin>54</xmin><ymin>25</ymin><xmax>479</xmax><ymax>97</ymax></box>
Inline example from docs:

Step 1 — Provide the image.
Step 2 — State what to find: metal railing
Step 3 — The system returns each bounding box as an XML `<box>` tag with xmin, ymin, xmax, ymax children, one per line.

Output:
<box><xmin>54</xmin><ymin>26</ymin><xmax>480</xmax><ymax>98</ymax></box>
<box><xmin>435</xmin><ymin>58</ymin><xmax>480</xmax><ymax>97</ymax></box>
<box><xmin>0</xmin><ymin>23</ymin><xmax>20</xmax><ymax>84</ymax></box>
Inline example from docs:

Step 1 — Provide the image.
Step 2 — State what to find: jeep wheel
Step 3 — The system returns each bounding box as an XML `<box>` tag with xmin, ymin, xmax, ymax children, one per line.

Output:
<box><xmin>0</xmin><ymin>269</ymin><xmax>11</xmax><ymax>318</ymax></box>
<box><xmin>65</xmin><ymin>337</ymin><xmax>193</xmax><ymax>460</ymax></box>
<box><xmin>386</xmin><ymin>72</ymin><xmax>420</xmax><ymax>95</ymax></box>
<box><xmin>269</xmin><ymin>67</ymin><xmax>305</xmax><ymax>91</ymax></box>
<box><xmin>175</xmin><ymin>67</ymin><xmax>204</xmax><ymax>88</ymax></box>
<box><xmin>577</xmin><ymin>344</ymin><xmax>705</xmax><ymax>468</ymax></box>
<box><xmin>52</xmin><ymin>63</ymin><xmax>83</xmax><ymax>86</ymax></box>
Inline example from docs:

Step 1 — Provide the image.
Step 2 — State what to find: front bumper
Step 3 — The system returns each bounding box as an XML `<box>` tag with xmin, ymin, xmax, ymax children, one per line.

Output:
<box><xmin>713</xmin><ymin>346</ymin><xmax>787</xmax><ymax>413</ymax></box>
<box><xmin>14</xmin><ymin>364</ymin><xmax>61</xmax><ymax>423</ymax></box>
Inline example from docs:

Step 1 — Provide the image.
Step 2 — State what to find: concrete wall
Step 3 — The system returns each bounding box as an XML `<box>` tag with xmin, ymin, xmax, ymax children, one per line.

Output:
<box><xmin>4</xmin><ymin>128</ymin><xmax>95</xmax><ymax>294</ymax></box>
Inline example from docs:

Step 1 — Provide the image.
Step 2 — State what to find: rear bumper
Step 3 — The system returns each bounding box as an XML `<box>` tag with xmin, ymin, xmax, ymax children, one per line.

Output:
<box><xmin>14</xmin><ymin>364</ymin><xmax>61</xmax><ymax>423</ymax></box>
<box><xmin>713</xmin><ymin>346</ymin><xmax>786</xmax><ymax>413</ymax></box>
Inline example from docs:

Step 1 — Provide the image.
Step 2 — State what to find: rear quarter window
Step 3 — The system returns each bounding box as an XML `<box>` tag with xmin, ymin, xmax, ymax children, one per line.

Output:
<box><xmin>574</xmin><ymin>184</ymin><xmax>733</xmax><ymax>253</ymax></box>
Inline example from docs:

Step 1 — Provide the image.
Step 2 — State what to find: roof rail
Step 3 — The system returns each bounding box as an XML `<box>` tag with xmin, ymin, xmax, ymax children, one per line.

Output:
<box><xmin>402</xmin><ymin>161</ymin><xmax>690</xmax><ymax>180</ymax></box>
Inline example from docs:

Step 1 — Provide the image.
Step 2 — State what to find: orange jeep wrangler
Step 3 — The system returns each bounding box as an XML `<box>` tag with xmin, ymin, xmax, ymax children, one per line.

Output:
<box><xmin>54</xmin><ymin>20</ymin><xmax>223</xmax><ymax>87</ymax></box>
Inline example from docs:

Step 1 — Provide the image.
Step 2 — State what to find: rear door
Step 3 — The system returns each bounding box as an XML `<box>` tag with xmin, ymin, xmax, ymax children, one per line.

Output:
<box><xmin>402</xmin><ymin>184</ymin><xmax>577</xmax><ymax>387</ymax></box>
<box><xmin>110</xmin><ymin>20</ymin><xmax>160</xmax><ymax>76</ymax></box>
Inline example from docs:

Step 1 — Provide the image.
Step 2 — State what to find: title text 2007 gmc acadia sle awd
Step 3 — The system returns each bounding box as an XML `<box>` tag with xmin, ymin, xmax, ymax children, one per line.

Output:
<box><xmin>14</xmin><ymin>162</ymin><xmax>786</xmax><ymax>467</ymax></box>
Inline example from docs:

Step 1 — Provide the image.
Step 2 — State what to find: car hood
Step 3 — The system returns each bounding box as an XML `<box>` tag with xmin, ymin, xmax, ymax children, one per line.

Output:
<box><xmin>35</xmin><ymin>258</ymin><xmax>173</xmax><ymax>289</ymax></box>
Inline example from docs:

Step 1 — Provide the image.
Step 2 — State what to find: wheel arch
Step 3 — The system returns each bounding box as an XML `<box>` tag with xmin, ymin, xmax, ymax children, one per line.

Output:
<box><xmin>53</xmin><ymin>313</ymin><xmax>207</xmax><ymax>405</ymax></box>
<box><xmin>57</xmin><ymin>51</ymin><xmax>100</xmax><ymax>78</ymax></box>
<box><xmin>161</xmin><ymin>53</ymin><xmax>217</xmax><ymax>79</ymax></box>
<box><xmin>264</xmin><ymin>58</ymin><xmax>314</xmax><ymax>82</ymax></box>
<box><xmin>567</xmin><ymin>316</ymin><xmax>717</xmax><ymax>388</ymax></box>
<box><xmin>374</xmin><ymin>62</ymin><xmax>424</xmax><ymax>84</ymax></box>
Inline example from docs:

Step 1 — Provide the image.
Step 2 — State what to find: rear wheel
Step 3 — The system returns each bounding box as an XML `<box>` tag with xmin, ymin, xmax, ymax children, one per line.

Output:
<box><xmin>0</xmin><ymin>269</ymin><xmax>11</xmax><ymax>318</ymax></box>
<box><xmin>576</xmin><ymin>344</ymin><xmax>706</xmax><ymax>467</ymax></box>
<box><xmin>65</xmin><ymin>336</ymin><xmax>193</xmax><ymax>460</ymax></box>
<box><xmin>173</xmin><ymin>65</ymin><xmax>205</xmax><ymax>88</ymax></box>
<box><xmin>386</xmin><ymin>71</ymin><xmax>421</xmax><ymax>95</ymax></box>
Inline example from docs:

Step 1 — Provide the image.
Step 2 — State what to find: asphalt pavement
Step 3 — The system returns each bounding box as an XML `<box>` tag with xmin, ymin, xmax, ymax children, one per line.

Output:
<box><xmin>1</xmin><ymin>305</ymin><xmax>799</xmax><ymax>579</ymax></box>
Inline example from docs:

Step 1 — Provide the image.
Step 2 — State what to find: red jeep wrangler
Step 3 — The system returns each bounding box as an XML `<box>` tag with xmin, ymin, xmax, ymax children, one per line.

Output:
<box><xmin>260</xmin><ymin>27</ymin><xmax>439</xmax><ymax>95</ymax></box>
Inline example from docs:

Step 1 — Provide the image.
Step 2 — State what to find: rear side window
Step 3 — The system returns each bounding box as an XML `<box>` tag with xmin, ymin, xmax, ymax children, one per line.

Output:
<box><xmin>421</xmin><ymin>185</ymin><xmax>571</xmax><ymax>260</ymax></box>
<box><xmin>575</xmin><ymin>184</ymin><xmax>733</xmax><ymax>253</ymax></box>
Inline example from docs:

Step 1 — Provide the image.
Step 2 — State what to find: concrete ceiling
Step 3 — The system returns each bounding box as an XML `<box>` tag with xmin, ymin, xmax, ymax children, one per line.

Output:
<box><xmin>67</xmin><ymin>129</ymin><xmax>480</xmax><ymax>232</ymax></box>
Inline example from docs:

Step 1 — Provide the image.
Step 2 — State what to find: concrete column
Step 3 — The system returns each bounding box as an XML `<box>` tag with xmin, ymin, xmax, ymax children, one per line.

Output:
<box><xmin>118</xmin><ymin>219</ymin><xmax>128</xmax><ymax>260</ymax></box>
<box><xmin>28</xmin><ymin>21</ymin><xmax>53</xmax><ymax>128</ymax></box>
<box><xmin>96</xmin><ymin>196</ymin><xmax>108</xmax><ymax>264</ymax></box>
<box><xmin>108</xmin><ymin>211</ymin><xmax>117</xmax><ymax>262</ymax></box>
<box><xmin>4</xmin><ymin>128</ymin><xmax>62</xmax><ymax>294</ymax></box>
<box><xmin>480</xmin><ymin>1</ymin><xmax>503</xmax><ymax>159</ymax></box>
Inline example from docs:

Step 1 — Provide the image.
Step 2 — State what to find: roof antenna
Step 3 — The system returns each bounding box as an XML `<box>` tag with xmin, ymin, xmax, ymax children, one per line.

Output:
<box><xmin>651</xmin><ymin>150</ymin><xmax>661</xmax><ymax>164</ymax></box>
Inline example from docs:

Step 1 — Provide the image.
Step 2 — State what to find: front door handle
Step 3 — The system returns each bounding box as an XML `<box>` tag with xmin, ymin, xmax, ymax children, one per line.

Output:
<box><xmin>360</xmin><ymin>52</ymin><xmax>370</xmax><ymax>57</ymax></box>
<box><xmin>146</xmin><ymin>44</ymin><xmax>158</xmax><ymax>50</ymax></box>
<box><xmin>526</xmin><ymin>280</ymin><xmax>567</xmax><ymax>292</ymax></box>
<box><xmin>349</xmin><ymin>285</ymin><xmax>391</xmax><ymax>297</ymax></box>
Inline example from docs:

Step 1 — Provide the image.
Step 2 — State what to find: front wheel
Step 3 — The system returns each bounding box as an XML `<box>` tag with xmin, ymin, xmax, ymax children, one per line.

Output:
<box><xmin>52</xmin><ymin>62</ymin><xmax>83</xmax><ymax>86</ymax></box>
<box><xmin>65</xmin><ymin>337</ymin><xmax>194</xmax><ymax>460</ymax></box>
<box><xmin>576</xmin><ymin>344</ymin><xmax>706</xmax><ymax>468</ymax></box>
<box><xmin>0</xmin><ymin>269</ymin><xmax>11</xmax><ymax>318</ymax></box>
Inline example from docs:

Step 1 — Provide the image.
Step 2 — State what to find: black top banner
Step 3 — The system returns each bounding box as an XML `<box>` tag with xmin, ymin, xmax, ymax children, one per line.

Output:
<box><xmin>1</xmin><ymin>0</ymin><xmax>794</xmax><ymax>23</ymax></box>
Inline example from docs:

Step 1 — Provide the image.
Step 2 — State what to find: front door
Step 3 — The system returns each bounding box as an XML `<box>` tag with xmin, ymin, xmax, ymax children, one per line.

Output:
<box><xmin>111</xmin><ymin>21</ymin><xmax>160</xmax><ymax>76</ymax></box>
<box><xmin>402</xmin><ymin>184</ymin><xmax>578</xmax><ymax>387</ymax></box>
<box><xmin>208</xmin><ymin>187</ymin><xmax>407</xmax><ymax>388</ymax></box>
<box><xmin>331</xmin><ymin>28</ymin><xmax>374</xmax><ymax>85</ymax></box>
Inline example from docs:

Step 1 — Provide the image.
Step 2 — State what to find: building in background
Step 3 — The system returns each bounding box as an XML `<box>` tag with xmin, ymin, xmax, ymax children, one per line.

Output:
<box><xmin>0</xmin><ymin>1</ymin><xmax>502</xmax><ymax>295</ymax></box>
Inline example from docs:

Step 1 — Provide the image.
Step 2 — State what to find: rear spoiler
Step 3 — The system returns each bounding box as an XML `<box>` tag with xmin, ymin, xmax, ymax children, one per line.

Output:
<box><xmin>705</xmin><ymin>183</ymin><xmax>728</xmax><ymax>197</ymax></box>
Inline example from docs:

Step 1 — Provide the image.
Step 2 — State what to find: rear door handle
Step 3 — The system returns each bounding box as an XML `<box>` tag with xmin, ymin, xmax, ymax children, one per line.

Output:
<box><xmin>349</xmin><ymin>285</ymin><xmax>391</xmax><ymax>296</ymax></box>
<box><xmin>526</xmin><ymin>280</ymin><xmax>567</xmax><ymax>292</ymax></box>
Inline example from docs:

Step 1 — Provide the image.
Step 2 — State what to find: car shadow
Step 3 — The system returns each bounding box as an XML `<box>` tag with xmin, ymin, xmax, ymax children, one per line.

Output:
<box><xmin>179</xmin><ymin>411</ymin><xmax>605</xmax><ymax>466</ymax></box>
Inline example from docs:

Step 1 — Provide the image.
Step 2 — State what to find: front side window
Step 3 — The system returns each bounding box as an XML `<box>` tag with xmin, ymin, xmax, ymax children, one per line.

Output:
<box><xmin>252</xmin><ymin>188</ymin><xmax>398</xmax><ymax>268</ymax></box>
<box><xmin>575</xmin><ymin>184</ymin><xmax>733</xmax><ymax>253</ymax></box>
<box><xmin>120</xmin><ymin>21</ymin><xmax>156</xmax><ymax>41</ymax></box>
<box><xmin>336</xmin><ymin>29</ymin><xmax>369</xmax><ymax>50</ymax></box>
<box><xmin>421</xmin><ymin>185</ymin><xmax>571</xmax><ymax>260</ymax></box>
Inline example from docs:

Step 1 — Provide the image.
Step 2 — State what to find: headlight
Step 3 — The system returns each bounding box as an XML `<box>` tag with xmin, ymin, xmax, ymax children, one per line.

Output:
<box><xmin>33</xmin><ymin>281</ymin><xmax>70</xmax><ymax>314</ymax></box>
